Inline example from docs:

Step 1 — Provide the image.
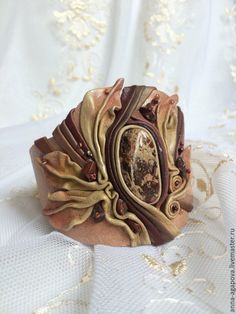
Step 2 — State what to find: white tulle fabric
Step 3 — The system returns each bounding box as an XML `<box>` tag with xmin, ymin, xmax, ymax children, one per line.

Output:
<box><xmin>0</xmin><ymin>110</ymin><xmax>235</xmax><ymax>314</ymax></box>
<box><xmin>0</xmin><ymin>0</ymin><xmax>236</xmax><ymax>313</ymax></box>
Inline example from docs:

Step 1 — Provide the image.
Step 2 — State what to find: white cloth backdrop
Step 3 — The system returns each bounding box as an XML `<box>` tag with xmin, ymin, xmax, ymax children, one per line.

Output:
<box><xmin>0</xmin><ymin>0</ymin><xmax>236</xmax><ymax>313</ymax></box>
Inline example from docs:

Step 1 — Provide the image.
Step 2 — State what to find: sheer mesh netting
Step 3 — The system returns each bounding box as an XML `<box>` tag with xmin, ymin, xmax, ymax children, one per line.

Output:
<box><xmin>1</xmin><ymin>233</ymin><xmax>92</xmax><ymax>313</ymax></box>
<box><xmin>1</xmin><ymin>134</ymin><xmax>235</xmax><ymax>313</ymax></box>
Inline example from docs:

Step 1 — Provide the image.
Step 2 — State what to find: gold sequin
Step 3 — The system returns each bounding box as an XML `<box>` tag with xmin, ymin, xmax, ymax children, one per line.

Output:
<box><xmin>169</xmin><ymin>259</ymin><xmax>187</xmax><ymax>276</ymax></box>
<box><xmin>187</xmin><ymin>218</ymin><xmax>205</xmax><ymax>225</ymax></box>
<box><xmin>196</xmin><ymin>178</ymin><xmax>207</xmax><ymax>193</ymax></box>
<box><xmin>192</xmin><ymin>159</ymin><xmax>214</xmax><ymax>201</ymax></box>
<box><xmin>142</xmin><ymin>254</ymin><xmax>168</xmax><ymax>272</ymax></box>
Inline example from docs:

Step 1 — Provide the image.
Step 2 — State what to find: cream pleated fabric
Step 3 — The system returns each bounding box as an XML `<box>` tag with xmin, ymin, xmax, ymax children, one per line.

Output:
<box><xmin>0</xmin><ymin>0</ymin><xmax>236</xmax><ymax>313</ymax></box>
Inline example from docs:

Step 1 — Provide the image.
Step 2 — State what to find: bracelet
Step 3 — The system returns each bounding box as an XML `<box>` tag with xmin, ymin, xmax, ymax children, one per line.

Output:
<box><xmin>30</xmin><ymin>79</ymin><xmax>192</xmax><ymax>246</ymax></box>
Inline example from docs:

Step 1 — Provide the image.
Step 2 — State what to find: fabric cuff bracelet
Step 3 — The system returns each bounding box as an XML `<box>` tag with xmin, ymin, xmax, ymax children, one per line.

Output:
<box><xmin>30</xmin><ymin>78</ymin><xmax>192</xmax><ymax>247</ymax></box>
